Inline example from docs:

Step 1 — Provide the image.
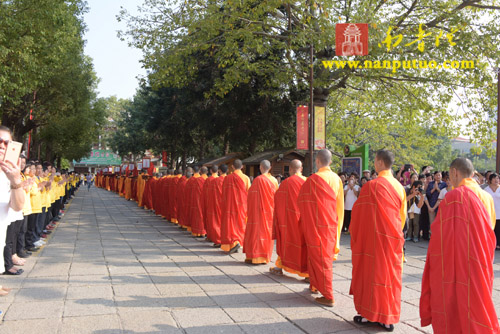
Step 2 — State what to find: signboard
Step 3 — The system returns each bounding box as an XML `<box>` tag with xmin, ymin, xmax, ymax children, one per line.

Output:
<box><xmin>115</xmin><ymin>167</ymin><xmax>120</xmax><ymax>172</ymax></box>
<box><xmin>142</xmin><ymin>158</ymin><xmax>151</xmax><ymax>168</ymax></box>
<box><xmin>75</xmin><ymin>149</ymin><xmax>121</xmax><ymax>166</ymax></box>
<box><xmin>341</xmin><ymin>157</ymin><xmax>362</xmax><ymax>177</ymax></box>
<box><xmin>129</xmin><ymin>164</ymin><xmax>135</xmax><ymax>170</ymax></box>
<box><xmin>296</xmin><ymin>105</ymin><xmax>309</xmax><ymax>150</ymax></box>
<box><xmin>314</xmin><ymin>105</ymin><xmax>326</xmax><ymax>150</ymax></box>
<box><xmin>335</xmin><ymin>23</ymin><xmax>369</xmax><ymax>56</ymax></box>
<box><xmin>137</xmin><ymin>162</ymin><xmax>143</xmax><ymax>170</ymax></box>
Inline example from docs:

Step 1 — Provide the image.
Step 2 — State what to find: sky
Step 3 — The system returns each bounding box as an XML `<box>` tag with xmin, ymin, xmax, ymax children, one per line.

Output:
<box><xmin>83</xmin><ymin>0</ymin><xmax>146</xmax><ymax>100</ymax></box>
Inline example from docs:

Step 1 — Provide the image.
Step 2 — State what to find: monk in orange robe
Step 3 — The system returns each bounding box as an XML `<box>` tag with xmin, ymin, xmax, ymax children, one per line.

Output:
<box><xmin>163</xmin><ymin>169</ymin><xmax>175</xmax><ymax>221</ymax></box>
<box><xmin>156</xmin><ymin>171</ymin><xmax>170</xmax><ymax>218</ymax></box>
<box><xmin>243</xmin><ymin>160</ymin><xmax>278</xmax><ymax>264</ymax></box>
<box><xmin>142</xmin><ymin>175</ymin><xmax>155</xmax><ymax>210</ymax></box>
<box><xmin>298</xmin><ymin>149</ymin><xmax>344</xmax><ymax>307</ymax></box>
<box><xmin>137</xmin><ymin>172</ymin><xmax>146</xmax><ymax>207</ymax></box>
<box><xmin>181</xmin><ymin>167</ymin><xmax>199</xmax><ymax>231</ymax></box>
<box><xmin>221</xmin><ymin>159</ymin><xmax>251</xmax><ymax>253</ymax></box>
<box><xmin>191</xmin><ymin>166</ymin><xmax>208</xmax><ymax>237</ymax></box>
<box><xmin>124</xmin><ymin>174</ymin><xmax>133</xmax><ymax>200</ymax></box>
<box><xmin>169</xmin><ymin>170</ymin><xmax>182</xmax><ymax>224</ymax></box>
<box><xmin>349</xmin><ymin>149</ymin><xmax>406</xmax><ymax>331</ymax></box>
<box><xmin>202</xmin><ymin>166</ymin><xmax>218</xmax><ymax>240</ymax></box>
<box><xmin>270</xmin><ymin>159</ymin><xmax>307</xmax><ymax>277</ymax></box>
<box><xmin>205</xmin><ymin>165</ymin><xmax>227</xmax><ymax>246</ymax></box>
<box><xmin>420</xmin><ymin>157</ymin><xmax>499</xmax><ymax>334</ymax></box>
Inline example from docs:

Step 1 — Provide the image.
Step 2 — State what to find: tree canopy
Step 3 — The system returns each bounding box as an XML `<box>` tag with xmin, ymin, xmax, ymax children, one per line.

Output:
<box><xmin>114</xmin><ymin>0</ymin><xmax>500</xmax><ymax>170</ymax></box>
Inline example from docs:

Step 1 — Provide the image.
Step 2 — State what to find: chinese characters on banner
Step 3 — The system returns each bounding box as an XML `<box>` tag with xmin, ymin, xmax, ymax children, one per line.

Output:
<box><xmin>296</xmin><ymin>105</ymin><xmax>309</xmax><ymax>150</ymax></box>
<box><xmin>142</xmin><ymin>158</ymin><xmax>151</xmax><ymax>168</ymax></box>
<box><xmin>336</xmin><ymin>23</ymin><xmax>369</xmax><ymax>56</ymax></box>
<box><xmin>314</xmin><ymin>106</ymin><xmax>326</xmax><ymax>150</ymax></box>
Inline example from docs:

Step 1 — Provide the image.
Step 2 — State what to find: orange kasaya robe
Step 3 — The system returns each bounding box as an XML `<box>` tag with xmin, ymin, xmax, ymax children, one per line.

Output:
<box><xmin>202</xmin><ymin>173</ymin><xmax>218</xmax><ymax>241</ymax></box>
<box><xmin>137</xmin><ymin>174</ymin><xmax>146</xmax><ymax>207</ymax></box>
<box><xmin>349</xmin><ymin>169</ymin><xmax>406</xmax><ymax>324</ymax></box>
<box><xmin>155</xmin><ymin>176</ymin><xmax>167</xmax><ymax>217</ymax></box>
<box><xmin>169</xmin><ymin>175</ymin><xmax>182</xmax><ymax>223</ymax></box>
<box><xmin>221</xmin><ymin>169</ymin><xmax>251</xmax><ymax>252</ymax></box>
<box><xmin>118</xmin><ymin>176</ymin><xmax>124</xmax><ymax>196</ymax></box>
<box><xmin>105</xmin><ymin>176</ymin><xmax>110</xmax><ymax>191</ymax></box>
<box><xmin>131</xmin><ymin>178</ymin><xmax>138</xmax><ymax>201</ymax></box>
<box><xmin>420</xmin><ymin>180</ymin><xmax>499</xmax><ymax>334</ymax></box>
<box><xmin>124</xmin><ymin>177</ymin><xmax>133</xmax><ymax>200</ymax></box>
<box><xmin>205</xmin><ymin>173</ymin><xmax>225</xmax><ymax>244</ymax></box>
<box><xmin>272</xmin><ymin>173</ymin><xmax>308</xmax><ymax>277</ymax></box>
<box><xmin>243</xmin><ymin>173</ymin><xmax>278</xmax><ymax>263</ymax></box>
<box><xmin>142</xmin><ymin>177</ymin><xmax>155</xmax><ymax>210</ymax></box>
<box><xmin>176</xmin><ymin>176</ymin><xmax>188</xmax><ymax>227</ymax></box>
<box><xmin>298</xmin><ymin>166</ymin><xmax>344</xmax><ymax>301</ymax></box>
<box><xmin>190</xmin><ymin>174</ymin><xmax>208</xmax><ymax>236</ymax></box>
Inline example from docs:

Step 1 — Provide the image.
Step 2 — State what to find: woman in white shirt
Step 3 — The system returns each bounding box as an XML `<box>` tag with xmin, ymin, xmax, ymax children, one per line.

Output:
<box><xmin>343</xmin><ymin>173</ymin><xmax>360</xmax><ymax>234</ymax></box>
<box><xmin>0</xmin><ymin>125</ymin><xmax>25</xmax><ymax>295</ymax></box>
<box><xmin>406</xmin><ymin>181</ymin><xmax>425</xmax><ymax>242</ymax></box>
<box><xmin>485</xmin><ymin>173</ymin><xmax>500</xmax><ymax>250</ymax></box>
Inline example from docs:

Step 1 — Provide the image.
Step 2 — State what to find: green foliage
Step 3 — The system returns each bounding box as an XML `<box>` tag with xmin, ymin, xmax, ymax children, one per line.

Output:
<box><xmin>0</xmin><ymin>0</ymin><xmax>104</xmax><ymax>164</ymax></box>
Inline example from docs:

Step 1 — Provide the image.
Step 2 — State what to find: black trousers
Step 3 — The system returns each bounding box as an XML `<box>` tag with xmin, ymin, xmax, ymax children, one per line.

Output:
<box><xmin>495</xmin><ymin>220</ymin><xmax>500</xmax><ymax>247</ymax></box>
<box><xmin>17</xmin><ymin>216</ymin><xmax>28</xmax><ymax>254</ymax></box>
<box><xmin>26</xmin><ymin>213</ymin><xmax>39</xmax><ymax>248</ymax></box>
<box><xmin>343</xmin><ymin>210</ymin><xmax>352</xmax><ymax>232</ymax></box>
<box><xmin>4</xmin><ymin>219</ymin><xmax>23</xmax><ymax>271</ymax></box>
<box><xmin>419</xmin><ymin>204</ymin><xmax>430</xmax><ymax>240</ymax></box>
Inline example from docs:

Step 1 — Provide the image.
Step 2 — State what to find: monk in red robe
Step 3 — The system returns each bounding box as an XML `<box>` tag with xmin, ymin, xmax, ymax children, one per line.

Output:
<box><xmin>420</xmin><ymin>157</ymin><xmax>499</xmax><ymax>334</ymax></box>
<box><xmin>181</xmin><ymin>167</ymin><xmax>199</xmax><ymax>231</ymax></box>
<box><xmin>202</xmin><ymin>166</ymin><xmax>218</xmax><ymax>241</ymax></box>
<box><xmin>298</xmin><ymin>149</ymin><xmax>344</xmax><ymax>307</ymax></box>
<box><xmin>177</xmin><ymin>168</ymin><xmax>192</xmax><ymax>229</ymax></box>
<box><xmin>221</xmin><ymin>159</ymin><xmax>251</xmax><ymax>253</ymax></box>
<box><xmin>243</xmin><ymin>160</ymin><xmax>278</xmax><ymax>264</ymax></box>
<box><xmin>163</xmin><ymin>169</ymin><xmax>175</xmax><ymax>221</ymax></box>
<box><xmin>191</xmin><ymin>167</ymin><xmax>208</xmax><ymax>237</ymax></box>
<box><xmin>142</xmin><ymin>174</ymin><xmax>154</xmax><ymax>210</ymax></box>
<box><xmin>349</xmin><ymin>149</ymin><xmax>406</xmax><ymax>331</ymax></box>
<box><xmin>156</xmin><ymin>171</ymin><xmax>171</xmax><ymax>218</ymax></box>
<box><xmin>270</xmin><ymin>159</ymin><xmax>307</xmax><ymax>277</ymax></box>
<box><xmin>205</xmin><ymin>164</ymin><xmax>227</xmax><ymax>247</ymax></box>
<box><xmin>169</xmin><ymin>170</ymin><xmax>182</xmax><ymax>224</ymax></box>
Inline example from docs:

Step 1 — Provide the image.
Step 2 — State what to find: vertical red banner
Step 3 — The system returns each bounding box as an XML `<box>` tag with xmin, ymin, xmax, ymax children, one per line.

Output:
<box><xmin>296</xmin><ymin>105</ymin><xmax>309</xmax><ymax>150</ymax></box>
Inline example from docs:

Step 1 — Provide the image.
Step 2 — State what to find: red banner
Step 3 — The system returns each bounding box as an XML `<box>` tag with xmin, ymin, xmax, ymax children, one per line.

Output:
<box><xmin>336</xmin><ymin>23</ymin><xmax>369</xmax><ymax>56</ymax></box>
<box><xmin>296</xmin><ymin>105</ymin><xmax>309</xmax><ymax>150</ymax></box>
<box><xmin>162</xmin><ymin>151</ymin><xmax>168</xmax><ymax>167</ymax></box>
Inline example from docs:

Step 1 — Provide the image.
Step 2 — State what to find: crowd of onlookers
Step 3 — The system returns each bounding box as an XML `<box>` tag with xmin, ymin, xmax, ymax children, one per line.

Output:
<box><xmin>339</xmin><ymin>166</ymin><xmax>500</xmax><ymax>249</ymax></box>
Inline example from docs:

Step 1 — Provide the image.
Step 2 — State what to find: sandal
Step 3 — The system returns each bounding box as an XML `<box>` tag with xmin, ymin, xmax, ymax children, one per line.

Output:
<box><xmin>353</xmin><ymin>315</ymin><xmax>372</xmax><ymax>325</ymax></box>
<box><xmin>378</xmin><ymin>322</ymin><xmax>395</xmax><ymax>332</ymax></box>
<box><xmin>269</xmin><ymin>267</ymin><xmax>283</xmax><ymax>275</ymax></box>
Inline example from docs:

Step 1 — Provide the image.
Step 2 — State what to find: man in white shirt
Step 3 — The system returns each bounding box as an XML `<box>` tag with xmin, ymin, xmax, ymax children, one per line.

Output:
<box><xmin>343</xmin><ymin>173</ymin><xmax>360</xmax><ymax>234</ymax></box>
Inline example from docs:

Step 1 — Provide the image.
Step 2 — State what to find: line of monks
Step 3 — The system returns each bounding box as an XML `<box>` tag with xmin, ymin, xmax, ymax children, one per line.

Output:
<box><xmin>95</xmin><ymin>150</ymin><xmax>499</xmax><ymax>333</ymax></box>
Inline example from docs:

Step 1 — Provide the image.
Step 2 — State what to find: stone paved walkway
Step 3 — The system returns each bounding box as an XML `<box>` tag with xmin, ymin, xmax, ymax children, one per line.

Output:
<box><xmin>0</xmin><ymin>186</ymin><xmax>499</xmax><ymax>333</ymax></box>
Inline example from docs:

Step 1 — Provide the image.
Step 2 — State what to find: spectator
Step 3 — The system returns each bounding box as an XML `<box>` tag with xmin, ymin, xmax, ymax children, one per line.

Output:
<box><xmin>425</xmin><ymin>171</ymin><xmax>447</xmax><ymax>225</ymax></box>
<box><xmin>360</xmin><ymin>176</ymin><xmax>368</xmax><ymax>187</ymax></box>
<box><xmin>484</xmin><ymin>173</ymin><xmax>500</xmax><ymax>250</ymax></box>
<box><xmin>339</xmin><ymin>172</ymin><xmax>347</xmax><ymax>186</ymax></box>
<box><xmin>371</xmin><ymin>170</ymin><xmax>378</xmax><ymax>179</ymax></box>
<box><xmin>362</xmin><ymin>169</ymin><xmax>371</xmax><ymax>180</ymax></box>
<box><xmin>406</xmin><ymin>181</ymin><xmax>425</xmax><ymax>242</ymax></box>
<box><xmin>343</xmin><ymin>173</ymin><xmax>360</xmax><ymax>234</ymax></box>
<box><xmin>482</xmin><ymin>171</ymin><xmax>492</xmax><ymax>189</ymax></box>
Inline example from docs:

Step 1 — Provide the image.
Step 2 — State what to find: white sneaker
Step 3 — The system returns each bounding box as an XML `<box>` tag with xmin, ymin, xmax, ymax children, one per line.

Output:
<box><xmin>34</xmin><ymin>241</ymin><xmax>44</xmax><ymax>247</ymax></box>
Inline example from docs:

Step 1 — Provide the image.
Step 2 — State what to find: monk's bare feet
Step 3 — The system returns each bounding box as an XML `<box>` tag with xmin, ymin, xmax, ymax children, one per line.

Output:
<box><xmin>269</xmin><ymin>267</ymin><xmax>283</xmax><ymax>276</ymax></box>
<box><xmin>1</xmin><ymin>287</ymin><xmax>12</xmax><ymax>292</ymax></box>
<box><xmin>315</xmin><ymin>297</ymin><xmax>334</xmax><ymax>307</ymax></box>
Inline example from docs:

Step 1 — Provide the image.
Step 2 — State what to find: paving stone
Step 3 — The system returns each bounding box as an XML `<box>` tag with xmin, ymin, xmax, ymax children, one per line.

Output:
<box><xmin>113</xmin><ymin>283</ymin><xmax>160</xmax><ymax>297</ymax></box>
<box><xmin>63</xmin><ymin>298</ymin><xmax>117</xmax><ymax>317</ymax></box>
<box><xmin>66</xmin><ymin>285</ymin><xmax>113</xmax><ymax>300</ymax></box>
<box><xmin>222</xmin><ymin>302</ymin><xmax>283</xmax><ymax>322</ymax></box>
<box><xmin>14</xmin><ymin>286</ymin><xmax>67</xmax><ymax>302</ymax></box>
<box><xmin>0</xmin><ymin>318</ymin><xmax>61</xmax><ymax>334</ymax></box>
<box><xmin>4</xmin><ymin>300</ymin><xmax>65</xmax><ymax>320</ymax></box>
<box><xmin>172</xmin><ymin>306</ymin><xmax>233</xmax><ymax>327</ymax></box>
<box><xmin>120</xmin><ymin>310</ymin><xmax>180</xmax><ymax>333</ymax></box>
<box><xmin>60</xmin><ymin>314</ymin><xmax>122</xmax><ymax>334</ymax></box>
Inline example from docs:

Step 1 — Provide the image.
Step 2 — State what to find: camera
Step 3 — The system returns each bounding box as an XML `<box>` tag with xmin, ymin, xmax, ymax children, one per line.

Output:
<box><xmin>416</xmin><ymin>186</ymin><xmax>423</xmax><ymax>194</ymax></box>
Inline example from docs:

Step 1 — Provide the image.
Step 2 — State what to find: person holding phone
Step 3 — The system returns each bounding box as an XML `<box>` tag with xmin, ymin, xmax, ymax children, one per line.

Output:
<box><xmin>343</xmin><ymin>173</ymin><xmax>360</xmax><ymax>234</ymax></box>
<box><xmin>0</xmin><ymin>125</ymin><xmax>25</xmax><ymax>292</ymax></box>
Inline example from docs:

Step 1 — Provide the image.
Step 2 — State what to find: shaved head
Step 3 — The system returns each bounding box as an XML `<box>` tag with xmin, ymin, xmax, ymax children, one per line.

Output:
<box><xmin>316</xmin><ymin>149</ymin><xmax>332</xmax><ymax>168</ymax></box>
<box><xmin>219</xmin><ymin>164</ymin><xmax>228</xmax><ymax>174</ymax></box>
<box><xmin>200</xmin><ymin>166</ymin><xmax>208</xmax><ymax>174</ymax></box>
<box><xmin>174</xmin><ymin>169</ymin><xmax>181</xmax><ymax>175</ymax></box>
<box><xmin>193</xmin><ymin>166</ymin><xmax>200</xmax><ymax>173</ymax></box>
<box><xmin>450</xmin><ymin>157</ymin><xmax>474</xmax><ymax>178</ymax></box>
<box><xmin>210</xmin><ymin>165</ymin><xmax>218</xmax><ymax>173</ymax></box>
<box><xmin>260</xmin><ymin>160</ymin><xmax>271</xmax><ymax>173</ymax></box>
<box><xmin>290</xmin><ymin>159</ymin><xmax>302</xmax><ymax>175</ymax></box>
<box><xmin>375</xmin><ymin>149</ymin><xmax>394</xmax><ymax>169</ymax></box>
<box><xmin>186</xmin><ymin>167</ymin><xmax>193</xmax><ymax>175</ymax></box>
<box><xmin>233</xmin><ymin>159</ymin><xmax>243</xmax><ymax>170</ymax></box>
<box><xmin>168</xmin><ymin>169</ymin><xmax>174</xmax><ymax>175</ymax></box>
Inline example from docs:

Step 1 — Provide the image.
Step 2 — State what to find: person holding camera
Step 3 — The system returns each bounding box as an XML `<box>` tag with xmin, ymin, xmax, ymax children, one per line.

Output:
<box><xmin>343</xmin><ymin>173</ymin><xmax>360</xmax><ymax>234</ymax></box>
<box><xmin>406</xmin><ymin>181</ymin><xmax>425</xmax><ymax>242</ymax></box>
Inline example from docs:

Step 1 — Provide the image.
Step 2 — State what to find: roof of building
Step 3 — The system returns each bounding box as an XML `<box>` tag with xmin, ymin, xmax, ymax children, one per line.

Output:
<box><xmin>241</xmin><ymin>148</ymin><xmax>305</xmax><ymax>165</ymax></box>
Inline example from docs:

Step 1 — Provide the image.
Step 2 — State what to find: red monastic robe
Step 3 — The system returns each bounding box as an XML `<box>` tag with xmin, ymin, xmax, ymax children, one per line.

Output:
<box><xmin>163</xmin><ymin>176</ymin><xmax>172</xmax><ymax>220</ymax></box>
<box><xmin>221</xmin><ymin>170</ymin><xmax>250</xmax><ymax>252</ymax></box>
<box><xmin>298</xmin><ymin>167</ymin><xmax>344</xmax><ymax>301</ymax></box>
<box><xmin>150</xmin><ymin>177</ymin><xmax>161</xmax><ymax>212</ymax></box>
<box><xmin>131</xmin><ymin>178</ymin><xmax>138</xmax><ymax>201</ymax></box>
<box><xmin>273</xmin><ymin>174</ymin><xmax>307</xmax><ymax>276</ymax></box>
<box><xmin>349</xmin><ymin>170</ymin><xmax>406</xmax><ymax>324</ymax></box>
<box><xmin>243</xmin><ymin>174</ymin><xmax>278</xmax><ymax>263</ymax></box>
<box><xmin>190</xmin><ymin>174</ymin><xmax>208</xmax><ymax>236</ymax></box>
<box><xmin>202</xmin><ymin>174</ymin><xmax>216</xmax><ymax>239</ymax></box>
<box><xmin>142</xmin><ymin>177</ymin><xmax>154</xmax><ymax>210</ymax></box>
<box><xmin>420</xmin><ymin>185</ymin><xmax>500</xmax><ymax>333</ymax></box>
<box><xmin>205</xmin><ymin>174</ymin><xmax>225</xmax><ymax>244</ymax></box>
<box><xmin>156</xmin><ymin>176</ymin><xmax>168</xmax><ymax>217</ymax></box>
<box><xmin>176</xmin><ymin>176</ymin><xmax>188</xmax><ymax>227</ymax></box>
<box><xmin>169</xmin><ymin>175</ymin><xmax>181</xmax><ymax>223</ymax></box>
<box><xmin>182</xmin><ymin>174</ymin><xmax>200</xmax><ymax>230</ymax></box>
